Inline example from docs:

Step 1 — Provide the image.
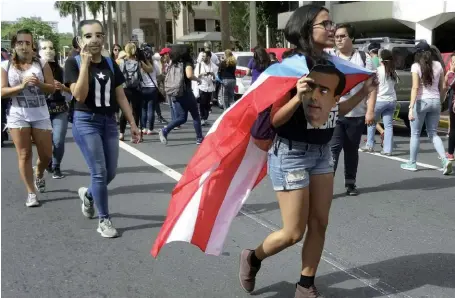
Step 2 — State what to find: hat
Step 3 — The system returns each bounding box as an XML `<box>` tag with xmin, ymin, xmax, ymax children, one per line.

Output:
<box><xmin>415</xmin><ymin>41</ymin><xmax>431</xmax><ymax>52</ymax></box>
<box><xmin>159</xmin><ymin>47</ymin><xmax>171</xmax><ymax>55</ymax></box>
<box><xmin>368</xmin><ymin>42</ymin><xmax>380</xmax><ymax>52</ymax></box>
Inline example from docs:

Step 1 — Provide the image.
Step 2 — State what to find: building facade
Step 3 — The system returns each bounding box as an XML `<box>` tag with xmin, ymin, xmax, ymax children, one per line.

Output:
<box><xmin>278</xmin><ymin>1</ymin><xmax>455</xmax><ymax>52</ymax></box>
<box><xmin>104</xmin><ymin>1</ymin><xmax>220</xmax><ymax>49</ymax></box>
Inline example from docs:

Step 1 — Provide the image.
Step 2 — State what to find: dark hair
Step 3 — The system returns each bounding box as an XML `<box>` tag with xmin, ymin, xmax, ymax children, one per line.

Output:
<box><xmin>380</xmin><ymin>49</ymin><xmax>398</xmax><ymax>83</ymax></box>
<box><xmin>203</xmin><ymin>50</ymin><xmax>212</xmax><ymax>58</ymax></box>
<box><xmin>111</xmin><ymin>43</ymin><xmax>122</xmax><ymax>60</ymax></box>
<box><xmin>78</xmin><ymin>19</ymin><xmax>104</xmax><ymax>36</ymax></box>
<box><xmin>269</xmin><ymin>52</ymin><xmax>277</xmax><ymax>59</ymax></box>
<box><xmin>335</xmin><ymin>23</ymin><xmax>356</xmax><ymax>40</ymax></box>
<box><xmin>281</xmin><ymin>49</ymin><xmax>294</xmax><ymax>60</ymax></box>
<box><xmin>72</xmin><ymin>36</ymin><xmax>79</xmax><ymax>49</ymax></box>
<box><xmin>415</xmin><ymin>50</ymin><xmax>434</xmax><ymax>87</ymax></box>
<box><xmin>253</xmin><ymin>46</ymin><xmax>271</xmax><ymax>71</ymax></box>
<box><xmin>10</xmin><ymin>29</ymin><xmax>39</xmax><ymax>67</ymax></box>
<box><xmin>47</xmin><ymin>61</ymin><xmax>63</xmax><ymax>83</ymax></box>
<box><xmin>284</xmin><ymin>5</ymin><xmax>330</xmax><ymax>59</ymax></box>
<box><xmin>312</xmin><ymin>60</ymin><xmax>346</xmax><ymax>96</ymax></box>
<box><xmin>170</xmin><ymin>44</ymin><xmax>192</xmax><ymax>65</ymax></box>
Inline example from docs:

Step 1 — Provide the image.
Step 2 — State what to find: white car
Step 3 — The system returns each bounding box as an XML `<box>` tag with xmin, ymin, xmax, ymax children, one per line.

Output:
<box><xmin>214</xmin><ymin>51</ymin><xmax>253</xmax><ymax>107</ymax></box>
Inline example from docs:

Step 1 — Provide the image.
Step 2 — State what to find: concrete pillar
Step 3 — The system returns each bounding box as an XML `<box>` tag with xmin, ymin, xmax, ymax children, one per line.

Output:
<box><xmin>249</xmin><ymin>1</ymin><xmax>257</xmax><ymax>49</ymax></box>
<box><xmin>116</xmin><ymin>1</ymin><xmax>123</xmax><ymax>45</ymax></box>
<box><xmin>266</xmin><ymin>26</ymin><xmax>271</xmax><ymax>48</ymax></box>
<box><xmin>415</xmin><ymin>22</ymin><xmax>433</xmax><ymax>45</ymax></box>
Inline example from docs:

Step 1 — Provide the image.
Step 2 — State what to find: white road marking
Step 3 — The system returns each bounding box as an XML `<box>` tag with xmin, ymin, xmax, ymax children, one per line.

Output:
<box><xmin>119</xmin><ymin>140</ymin><xmax>411</xmax><ymax>297</ymax></box>
<box><xmin>359</xmin><ymin>149</ymin><xmax>441</xmax><ymax>170</ymax></box>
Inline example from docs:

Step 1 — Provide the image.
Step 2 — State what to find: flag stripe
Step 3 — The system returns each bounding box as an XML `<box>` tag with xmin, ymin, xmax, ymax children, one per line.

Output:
<box><xmin>205</xmin><ymin>137</ymin><xmax>268</xmax><ymax>255</ymax></box>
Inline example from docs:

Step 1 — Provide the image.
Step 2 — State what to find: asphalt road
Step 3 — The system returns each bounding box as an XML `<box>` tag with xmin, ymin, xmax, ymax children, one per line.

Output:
<box><xmin>2</xmin><ymin>104</ymin><xmax>454</xmax><ymax>298</ymax></box>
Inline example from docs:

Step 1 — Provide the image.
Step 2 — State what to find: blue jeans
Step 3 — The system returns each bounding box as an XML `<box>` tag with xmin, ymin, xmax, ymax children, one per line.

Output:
<box><xmin>72</xmin><ymin>111</ymin><xmax>119</xmax><ymax>219</ymax></box>
<box><xmin>163</xmin><ymin>91</ymin><xmax>203</xmax><ymax>139</ymax></box>
<box><xmin>141</xmin><ymin>87</ymin><xmax>157</xmax><ymax>130</ymax></box>
<box><xmin>366</xmin><ymin>101</ymin><xmax>395</xmax><ymax>153</ymax></box>
<box><xmin>167</xmin><ymin>94</ymin><xmax>176</xmax><ymax>121</ymax></box>
<box><xmin>50</xmin><ymin>112</ymin><xmax>68</xmax><ymax>168</ymax></box>
<box><xmin>409</xmin><ymin>98</ymin><xmax>446</xmax><ymax>163</ymax></box>
<box><xmin>220</xmin><ymin>78</ymin><xmax>236</xmax><ymax>109</ymax></box>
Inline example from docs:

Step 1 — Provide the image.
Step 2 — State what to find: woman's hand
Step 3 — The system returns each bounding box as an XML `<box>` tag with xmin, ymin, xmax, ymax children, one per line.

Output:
<box><xmin>21</xmin><ymin>75</ymin><xmax>39</xmax><ymax>89</ymax></box>
<box><xmin>130</xmin><ymin>125</ymin><xmax>142</xmax><ymax>143</ymax></box>
<box><xmin>54</xmin><ymin>80</ymin><xmax>63</xmax><ymax>90</ymax></box>
<box><xmin>408</xmin><ymin>108</ymin><xmax>415</xmax><ymax>121</ymax></box>
<box><xmin>296</xmin><ymin>77</ymin><xmax>315</xmax><ymax>101</ymax></box>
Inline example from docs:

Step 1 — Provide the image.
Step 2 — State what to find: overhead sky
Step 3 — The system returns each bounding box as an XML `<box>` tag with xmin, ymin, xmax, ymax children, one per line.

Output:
<box><xmin>2</xmin><ymin>0</ymin><xmax>74</xmax><ymax>34</ymax></box>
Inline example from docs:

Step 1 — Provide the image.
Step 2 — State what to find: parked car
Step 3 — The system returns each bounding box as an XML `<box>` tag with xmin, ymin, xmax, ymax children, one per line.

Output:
<box><xmin>214</xmin><ymin>51</ymin><xmax>254</xmax><ymax>108</ymax></box>
<box><xmin>354</xmin><ymin>37</ymin><xmax>445</xmax><ymax>129</ymax></box>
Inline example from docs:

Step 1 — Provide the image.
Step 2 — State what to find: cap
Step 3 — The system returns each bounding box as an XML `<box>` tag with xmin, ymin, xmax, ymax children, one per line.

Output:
<box><xmin>368</xmin><ymin>42</ymin><xmax>381</xmax><ymax>52</ymax></box>
<box><xmin>159</xmin><ymin>47</ymin><xmax>171</xmax><ymax>55</ymax></box>
<box><xmin>415</xmin><ymin>41</ymin><xmax>431</xmax><ymax>52</ymax></box>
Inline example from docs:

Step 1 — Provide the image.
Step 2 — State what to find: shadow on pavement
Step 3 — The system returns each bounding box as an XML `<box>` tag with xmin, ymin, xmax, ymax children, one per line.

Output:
<box><xmin>110</xmin><ymin>182</ymin><xmax>176</xmax><ymax>196</ymax></box>
<box><xmin>111</xmin><ymin>212</ymin><xmax>165</xmax><ymax>235</ymax></box>
<box><xmin>252</xmin><ymin>253</ymin><xmax>455</xmax><ymax>298</ymax></box>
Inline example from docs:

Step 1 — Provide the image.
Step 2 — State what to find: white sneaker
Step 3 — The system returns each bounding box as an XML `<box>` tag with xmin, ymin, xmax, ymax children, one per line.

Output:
<box><xmin>25</xmin><ymin>193</ymin><xmax>40</xmax><ymax>207</ymax></box>
<box><xmin>97</xmin><ymin>218</ymin><xmax>119</xmax><ymax>238</ymax></box>
<box><xmin>78</xmin><ymin>187</ymin><xmax>95</xmax><ymax>218</ymax></box>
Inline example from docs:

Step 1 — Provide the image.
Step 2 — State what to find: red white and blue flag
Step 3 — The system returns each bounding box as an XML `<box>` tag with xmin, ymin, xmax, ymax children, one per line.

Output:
<box><xmin>152</xmin><ymin>54</ymin><xmax>374</xmax><ymax>257</ymax></box>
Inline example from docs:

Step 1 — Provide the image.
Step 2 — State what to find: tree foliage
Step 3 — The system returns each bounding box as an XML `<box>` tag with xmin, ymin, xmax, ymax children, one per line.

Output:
<box><xmin>1</xmin><ymin>18</ymin><xmax>60</xmax><ymax>52</ymax></box>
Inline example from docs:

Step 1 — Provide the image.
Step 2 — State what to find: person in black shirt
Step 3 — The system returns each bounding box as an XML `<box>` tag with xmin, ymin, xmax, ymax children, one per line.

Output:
<box><xmin>64</xmin><ymin>20</ymin><xmax>140</xmax><ymax>238</ymax></box>
<box><xmin>217</xmin><ymin>49</ymin><xmax>237</xmax><ymax>109</ymax></box>
<box><xmin>39</xmin><ymin>39</ymin><xmax>71</xmax><ymax>179</ymax></box>
<box><xmin>238</xmin><ymin>6</ymin><xmax>377</xmax><ymax>297</ymax></box>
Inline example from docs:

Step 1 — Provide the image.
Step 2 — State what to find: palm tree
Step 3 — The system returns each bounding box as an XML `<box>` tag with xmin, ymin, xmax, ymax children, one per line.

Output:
<box><xmin>158</xmin><ymin>1</ymin><xmax>167</xmax><ymax>48</ymax></box>
<box><xmin>54</xmin><ymin>1</ymin><xmax>82</xmax><ymax>36</ymax></box>
<box><xmin>220</xmin><ymin>1</ymin><xmax>231</xmax><ymax>50</ymax></box>
<box><xmin>86</xmin><ymin>1</ymin><xmax>102</xmax><ymax>19</ymax></box>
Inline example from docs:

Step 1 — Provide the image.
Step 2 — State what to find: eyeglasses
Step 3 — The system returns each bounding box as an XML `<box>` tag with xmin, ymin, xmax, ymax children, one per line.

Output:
<box><xmin>313</xmin><ymin>20</ymin><xmax>336</xmax><ymax>31</ymax></box>
<box><xmin>335</xmin><ymin>34</ymin><xmax>348</xmax><ymax>40</ymax></box>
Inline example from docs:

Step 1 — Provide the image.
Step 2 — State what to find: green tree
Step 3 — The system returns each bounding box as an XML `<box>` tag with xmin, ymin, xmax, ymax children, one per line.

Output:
<box><xmin>1</xmin><ymin>18</ymin><xmax>60</xmax><ymax>52</ymax></box>
<box><xmin>54</xmin><ymin>1</ymin><xmax>82</xmax><ymax>36</ymax></box>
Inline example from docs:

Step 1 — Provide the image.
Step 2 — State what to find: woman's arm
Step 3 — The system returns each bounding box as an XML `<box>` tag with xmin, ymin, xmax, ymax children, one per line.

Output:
<box><xmin>271</xmin><ymin>93</ymin><xmax>300</xmax><ymax>128</ymax></box>
<box><xmin>141</xmin><ymin>60</ymin><xmax>153</xmax><ymax>73</ymax></box>
<box><xmin>38</xmin><ymin>62</ymin><xmax>56</xmax><ymax>94</ymax></box>
<box><xmin>185</xmin><ymin>65</ymin><xmax>201</xmax><ymax>83</ymax></box>
<box><xmin>409</xmin><ymin>72</ymin><xmax>420</xmax><ymax>110</ymax></box>
<box><xmin>1</xmin><ymin>68</ymin><xmax>24</xmax><ymax>98</ymax></box>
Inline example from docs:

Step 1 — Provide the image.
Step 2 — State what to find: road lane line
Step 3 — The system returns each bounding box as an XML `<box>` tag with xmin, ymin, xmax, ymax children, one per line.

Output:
<box><xmin>359</xmin><ymin>150</ymin><xmax>441</xmax><ymax>170</ymax></box>
<box><xmin>119</xmin><ymin>140</ymin><xmax>411</xmax><ymax>297</ymax></box>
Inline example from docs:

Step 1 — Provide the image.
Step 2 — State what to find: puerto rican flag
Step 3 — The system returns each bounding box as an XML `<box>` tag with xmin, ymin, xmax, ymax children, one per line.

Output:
<box><xmin>152</xmin><ymin>54</ymin><xmax>374</xmax><ymax>257</ymax></box>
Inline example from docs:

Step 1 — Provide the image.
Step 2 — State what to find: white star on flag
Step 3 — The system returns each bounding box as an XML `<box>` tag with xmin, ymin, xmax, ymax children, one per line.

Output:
<box><xmin>97</xmin><ymin>72</ymin><xmax>106</xmax><ymax>80</ymax></box>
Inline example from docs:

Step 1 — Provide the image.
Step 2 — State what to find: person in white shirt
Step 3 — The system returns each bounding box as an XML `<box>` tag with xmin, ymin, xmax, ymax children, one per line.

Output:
<box><xmin>1</xmin><ymin>29</ymin><xmax>55</xmax><ymax>207</ymax></box>
<box><xmin>196</xmin><ymin>41</ymin><xmax>220</xmax><ymax>66</ymax></box>
<box><xmin>329</xmin><ymin>23</ymin><xmax>377</xmax><ymax>196</ymax></box>
<box><xmin>194</xmin><ymin>51</ymin><xmax>218</xmax><ymax>125</ymax></box>
<box><xmin>361</xmin><ymin>49</ymin><xmax>398</xmax><ymax>155</ymax></box>
<box><xmin>400</xmin><ymin>41</ymin><xmax>452</xmax><ymax>174</ymax></box>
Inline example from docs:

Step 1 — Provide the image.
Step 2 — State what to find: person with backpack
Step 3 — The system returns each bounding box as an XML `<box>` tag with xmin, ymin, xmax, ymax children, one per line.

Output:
<box><xmin>39</xmin><ymin>39</ymin><xmax>71</xmax><ymax>179</ymax></box>
<box><xmin>1</xmin><ymin>29</ymin><xmax>55</xmax><ymax>207</ymax></box>
<box><xmin>329</xmin><ymin>23</ymin><xmax>377</xmax><ymax>196</ymax></box>
<box><xmin>64</xmin><ymin>20</ymin><xmax>140</xmax><ymax>238</ymax></box>
<box><xmin>159</xmin><ymin>44</ymin><xmax>203</xmax><ymax>145</ymax></box>
<box><xmin>118</xmin><ymin>42</ymin><xmax>144</xmax><ymax>142</ymax></box>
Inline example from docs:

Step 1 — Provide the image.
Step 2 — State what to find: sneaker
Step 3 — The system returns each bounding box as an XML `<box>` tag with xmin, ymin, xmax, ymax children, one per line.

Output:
<box><xmin>97</xmin><ymin>218</ymin><xmax>119</xmax><ymax>238</ymax></box>
<box><xmin>46</xmin><ymin>164</ymin><xmax>54</xmax><ymax>174</ymax></box>
<box><xmin>201</xmin><ymin>119</ymin><xmax>206</xmax><ymax>126</ymax></box>
<box><xmin>238</xmin><ymin>249</ymin><xmax>261</xmax><ymax>293</ymax></box>
<box><xmin>78</xmin><ymin>187</ymin><xmax>95</xmax><ymax>218</ymax></box>
<box><xmin>345</xmin><ymin>184</ymin><xmax>359</xmax><ymax>196</ymax></box>
<box><xmin>52</xmin><ymin>167</ymin><xmax>65</xmax><ymax>179</ymax></box>
<box><xmin>146</xmin><ymin>129</ymin><xmax>154</xmax><ymax>135</ymax></box>
<box><xmin>446</xmin><ymin>153</ymin><xmax>454</xmax><ymax>161</ymax></box>
<box><xmin>25</xmin><ymin>193</ymin><xmax>40</xmax><ymax>207</ymax></box>
<box><xmin>34</xmin><ymin>176</ymin><xmax>46</xmax><ymax>193</ymax></box>
<box><xmin>196</xmin><ymin>138</ymin><xmax>204</xmax><ymax>145</ymax></box>
<box><xmin>158</xmin><ymin>116</ymin><xmax>168</xmax><ymax>124</ymax></box>
<box><xmin>401</xmin><ymin>161</ymin><xmax>417</xmax><ymax>172</ymax></box>
<box><xmin>359</xmin><ymin>146</ymin><xmax>374</xmax><ymax>152</ymax></box>
<box><xmin>294</xmin><ymin>284</ymin><xmax>324</xmax><ymax>298</ymax></box>
<box><xmin>159</xmin><ymin>129</ymin><xmax>168</xmax><ymax>145</ymax></box>
<box><xmin>380</xmin><ymin>151</ymin><xmax>392</xmax><ymax>156</ymax></box>
<box><xmin>442</xmin><ymin>159</ymin><xmax>453</xmax><ymax>176</ymax></box>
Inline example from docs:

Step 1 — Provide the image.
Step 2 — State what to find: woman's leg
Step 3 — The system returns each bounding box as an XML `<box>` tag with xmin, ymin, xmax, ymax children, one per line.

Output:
<box><xmin>183</xmin><ymin>92</ymin><xmax>204</xmax><ymax>141</ymax></box>
<box><xmin>31</xmin><ymin>126</ymin><xmax>52</xmax><ymax>192</ymax></box>
<box><xmin>146</xmin><ymin>88</ymin><xmax>157</xmax><ymax>131</ymax></box>
<box><xmin>10</xmin><ymin>127</ymin><xmax>35</xmax><ymax>194</ymax></box>
<box><xmin>409</xmin><ymin>103</ymin><xmax>425</xmax><ymax>164</ymax></box>
<box><xmin>381</xmin><ymin>102</ymin><xmax>395</xmax><ymax>154</ymax></box>
<box><xmin>141</xmin><ymin>96</ymin><xmax>149</xmax><ymax>130</ymax></box>
<box><xmin>50</xmin><ymin>112</ymin><xmax>68</xmax><ymax>175</ymax></box>
<box><xmin>162</xmin><ymin>99</ymin><xmax>188</xmax><ymax>135</ymax></box>
<box><xmin>301</xmin><ymin>173</ymin><xmax>333</xmax><ymax>278</ymax></box>
<box><xmin>424</xmin><ymin>100</ymin><xmax>446</xmax><ymax>159</ymax></box>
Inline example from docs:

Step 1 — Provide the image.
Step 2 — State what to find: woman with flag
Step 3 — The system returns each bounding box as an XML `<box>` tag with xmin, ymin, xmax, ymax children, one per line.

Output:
<box><xmin>235</xmin><ymin>5</ymin><xmax>378</xmax><ymax>297</ymax></box>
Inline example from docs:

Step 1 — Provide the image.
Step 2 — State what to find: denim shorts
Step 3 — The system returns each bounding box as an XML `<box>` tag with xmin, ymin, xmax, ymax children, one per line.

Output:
<box><xmin>267</xmin><ymin>138</ymin><xmax>334</xmax><ymax>191</ymax></box>
<box><xmin>7</xmin><ymin>118</ymin><xmax>52</xmax><ymax>130</ymax></box>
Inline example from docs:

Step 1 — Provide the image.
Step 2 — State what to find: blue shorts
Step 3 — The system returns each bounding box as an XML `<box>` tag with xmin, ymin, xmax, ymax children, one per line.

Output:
<box><xmin>267</xmin><ymin>138</ymin><xmax>334</xmax><ymax>191</ymax></box>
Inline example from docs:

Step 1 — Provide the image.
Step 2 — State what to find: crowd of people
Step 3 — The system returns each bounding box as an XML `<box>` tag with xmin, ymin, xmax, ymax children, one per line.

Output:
<box><xmin>1</xmin><ymin>4</ymin><xmax>454</xmax><ymax>297</ymax></box>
